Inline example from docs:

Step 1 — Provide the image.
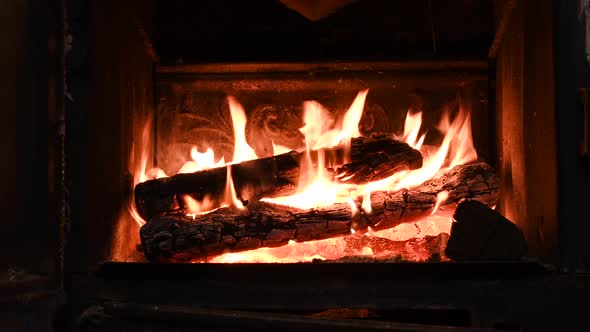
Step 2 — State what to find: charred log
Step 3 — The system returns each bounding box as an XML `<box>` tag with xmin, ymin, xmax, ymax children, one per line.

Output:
<box><xmin>445</xmin><ymin>200</ymin><xmax>527</xmax><ymax>261</ymax></box>
<box><xmin>362</xmin><ymin>161</ymin><xmax>499</xmax><ymax>231</ymax></box>
<box><xmin>140</xmin><ymin>162</ymin><xmax>498</xmax><ymax>262</ymax></box>
<box><xmin>134</xmin><ymin>134</ymin><xmax>422</xmax><ymax>221</ymax></box>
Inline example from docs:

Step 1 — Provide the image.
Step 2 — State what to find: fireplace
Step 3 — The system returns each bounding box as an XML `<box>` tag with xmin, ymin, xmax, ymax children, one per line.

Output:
<box><xmin>84</xmin><ymin>0</ymin><xmax>550</xmax><ymax>265</ymax></box>
<box><xmin>6</xmin><ymin>0</ymin><xmax>589</xmax><ymax>331</ymax></box>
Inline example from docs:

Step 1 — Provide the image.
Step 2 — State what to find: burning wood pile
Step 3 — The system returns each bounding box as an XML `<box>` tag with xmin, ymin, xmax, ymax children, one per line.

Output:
<box><xmin>128</xmin><ymin>90</ymin><xmax>502</xmax><ymax>263</ymax></box>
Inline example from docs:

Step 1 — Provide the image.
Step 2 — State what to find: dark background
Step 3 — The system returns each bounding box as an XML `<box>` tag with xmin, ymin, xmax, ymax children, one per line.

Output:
<box><xmin>154</xmin><ymin>0</ymin><xmax>492</xmax><ymax>63</ymax></box>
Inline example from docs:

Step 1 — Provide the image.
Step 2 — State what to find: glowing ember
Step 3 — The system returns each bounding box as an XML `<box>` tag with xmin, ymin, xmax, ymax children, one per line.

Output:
<box><xmin>123</xmin><ymin>88</ymin><xmax>479</xmax><ymax>263</ymax></box>
<box><xmin>210</xmin><ymin>212</ymin><xmax>453</xmax><ymax>263</ymax></box>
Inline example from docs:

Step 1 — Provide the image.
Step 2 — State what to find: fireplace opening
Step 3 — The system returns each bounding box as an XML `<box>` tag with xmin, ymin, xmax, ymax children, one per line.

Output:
<box><xmin>60</xmin><ymin>0</ymin><xmax>560</xmax><ymax>267</ymax></box>
<box><xmin>124</xmin><ymin>62</ymin><xmax>497</xmax><ymax>263</ymax></box>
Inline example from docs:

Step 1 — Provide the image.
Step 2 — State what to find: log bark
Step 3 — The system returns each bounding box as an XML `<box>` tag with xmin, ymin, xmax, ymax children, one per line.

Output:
<box><xmin>134</xmin><ymin>134</ymin><xmax>422</xmax><ymax>221</ymax></box>
<box><xmin>140</xmin><ymin>162</ymin><xmax>499</xmax><ymax>262</ymax></box>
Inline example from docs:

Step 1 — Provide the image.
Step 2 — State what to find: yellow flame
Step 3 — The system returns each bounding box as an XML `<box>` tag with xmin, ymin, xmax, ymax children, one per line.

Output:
<box><xmin>263</xmin><ymin>149</ymin><xmax>354</xmax><ymax>210</ymax></box>
<box><xmin>127</xmin><ymin>117</ymin><xmax>153</xmax><ymax>226</ymax></box>
<box><xmin>361</xmin><ymin>192</ymin><xmax>372</xmax><ymax>214</ymax></box>
<box><xmin>228</xmin><ymin>96</ymin><xmax>258</xmax><ymax>163</ymax></box>
<box><xmin>402</xmin><ymin>111</ymin><xmax>427</xmax><ymax>150</ymax></box>
<box><xmin>262</xmin><ymin>90</ymin><xmax>369</xmax><ymax>209</ymax></box>
<box><xmin>448</xmin><ymin>112</ymin><xmax>478</xmax><ymax>168</ymax></box>
<box><xmin>178</xmin><ymin>147</ymin><xmax>225</xmax><ymax>174</ymax></box>
<box><xmin>224</xmin><ymin>165</ymin><xmax>244</xmax><ymax>209</ymax></box>
<box><xmin>300</xmin><ymin>100</ymin><xmax>335</xmax><ymax>149</ymax></box>
<box><xmin>301</xmin><ymin>89</ymin><xmax>368</xmax><ymax>150</ymax></box>
<box><xmin>363</xmin><ymin>108</ymin><xmax>477</xmax><ymax>196</ymax></box>
<box><xmin>431</xmin><ymin>190</ymin><xmax>449</xmax><ymax>215</ymax></box>
<box><xmin>338</xmin><ymin>89</ymin><xmax>368</xmax><ymax>142</ymax></box>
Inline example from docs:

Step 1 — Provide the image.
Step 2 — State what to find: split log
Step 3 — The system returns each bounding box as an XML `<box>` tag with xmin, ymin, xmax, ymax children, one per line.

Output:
<box><xmin>134</xmin><ymin>134</ymin><xmax>422</xmax><ymax>221</ymax></box>
<box><xmin>445</xmin><ymin>200</ymin><xmax>527</xmax><ymax>261</ymax></box>
<box><xmin>140</xmin><ymin>162</ymin><xmax>499</xmax><ymax>262</ymax></box>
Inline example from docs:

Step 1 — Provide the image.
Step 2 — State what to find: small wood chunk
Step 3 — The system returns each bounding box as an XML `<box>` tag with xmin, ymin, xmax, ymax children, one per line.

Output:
<box><xmin>445</xmin><ymin>200</ymin><xmax>527</xmax><ymax>261</ymax></box>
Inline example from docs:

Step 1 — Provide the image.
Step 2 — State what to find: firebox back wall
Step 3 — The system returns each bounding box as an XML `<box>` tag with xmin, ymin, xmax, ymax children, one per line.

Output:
<box><xmin>154</xmin><ymin>63</ymin><xmax>490</xmax><ymax>176</ymax></box>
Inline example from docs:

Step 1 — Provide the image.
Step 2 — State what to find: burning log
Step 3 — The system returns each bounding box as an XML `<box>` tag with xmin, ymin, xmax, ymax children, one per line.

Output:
<box><xmin>140</xmin><ymin>162</ymin><xmax>498</xmax><ymax>262</ymax></box>
<box><xmin>134</xmin><ymin>134</ymin><xmax>423</xmax><ymax>221</ymax></box>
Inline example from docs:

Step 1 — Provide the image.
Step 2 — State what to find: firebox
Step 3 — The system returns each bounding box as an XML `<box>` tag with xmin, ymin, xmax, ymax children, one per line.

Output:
<box><xmin>92</xmin><ymin>0</ymin><xmax>552</xmax><ymax>265</ymax></box>
<box><xmin>14</xmin><ymin>0</ymin><xmax>587</xmax><ymax>331</ymax></box>
<box><xmin>123</xmin><ymin>59</ymin><xmax>498</xmax><ymax>264</ymax></box>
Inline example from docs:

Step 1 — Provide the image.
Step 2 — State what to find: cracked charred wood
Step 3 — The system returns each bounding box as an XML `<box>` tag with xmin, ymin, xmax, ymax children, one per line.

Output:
<box><xmin>445</xmin><ymin>200</ymin><xmax>527</xmax><ymax>261</ymax></box>
<box><xmin>140</xmin><ymin>162</ymin><xmax>498</xmax><ymax>262</ymax></box>
<box><xmin>361</xmin><ymin>161</ymin><xmax>499</xmax><ymax>231</ymax></box>
<box><xmin>134</xmin><ymin>134</ymin><xmax>422</xmax><ymax>221</ymax></box>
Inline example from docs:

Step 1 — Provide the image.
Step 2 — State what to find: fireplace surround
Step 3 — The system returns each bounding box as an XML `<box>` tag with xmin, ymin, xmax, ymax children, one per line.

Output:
<box><xmin>3</xmin><ymin>0</ymin><xmax>590</xmax><ymax>331</ymax></box>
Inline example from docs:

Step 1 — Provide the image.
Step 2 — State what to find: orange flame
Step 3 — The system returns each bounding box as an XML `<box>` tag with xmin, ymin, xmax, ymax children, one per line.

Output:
<box><xmin>302</xmin><ymin>89</ymin><xmax>368</xmax><ymax>150</ymax></box>
<box><xmin>184</xmin><ymin>195</ymin><xmax>216</xmax><ymax>218</ymax></box>
<box><xmin>228</xmin><ymin>96</ymin><xmax>258</xmax><ymax>163</ymax></box>
<box><xmin>262</xmin><ymin>90</ymin><xmax>369</xmax><ymax>210</ymax></box>
<box><xmin>224</xmin><ymin>165</ymin><xmax>244</xmax><ymax>209</ymax></box>
<box><xmin>127</xmin><ymin>117</ymin><xmax>152</xmax><ymax>227</ymax></box>
<box><xmin>359</xmin><ymin>107</ymin><xmax>477</xmax><ymax>197</ymax></box>
<box><xmin>402</xmin><ymin>111</ymin><xmax>426</xmax><ymax>150</ymax></box>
